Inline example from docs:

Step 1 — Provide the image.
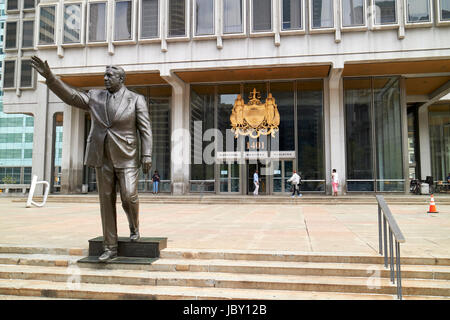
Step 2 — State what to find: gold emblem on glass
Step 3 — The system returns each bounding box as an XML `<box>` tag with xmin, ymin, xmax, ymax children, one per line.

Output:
<box><xmin>230</xmin><ymin>88</ymin><xmax>280</xmax><ymax>138</ymax></box>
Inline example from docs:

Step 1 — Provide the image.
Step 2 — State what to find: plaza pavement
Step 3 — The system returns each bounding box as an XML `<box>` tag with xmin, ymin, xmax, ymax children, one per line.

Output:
<box><xmin>0</xmin><ymin>197</ymin><xmax>449</xmax><ymax>258</ymax></box>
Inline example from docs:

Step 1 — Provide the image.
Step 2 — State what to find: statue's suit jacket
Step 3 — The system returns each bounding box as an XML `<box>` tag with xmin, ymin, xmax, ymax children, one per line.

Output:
<box><xmin>46</xmin><ymin>76</ymin><xmax>152</xmax><ymax>168</ymax></box>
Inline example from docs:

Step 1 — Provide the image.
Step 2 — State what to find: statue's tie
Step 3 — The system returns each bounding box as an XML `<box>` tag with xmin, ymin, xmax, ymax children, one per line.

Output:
<box><xmin>107</xmin><ymin>92</ymin><xmax>115</xmax><ymax>124</ymax></box>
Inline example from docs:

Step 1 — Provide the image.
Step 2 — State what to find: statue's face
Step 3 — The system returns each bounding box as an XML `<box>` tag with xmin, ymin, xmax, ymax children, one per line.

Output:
<box><xmin>104</xmin><ymin>68</ymin><xmax>123</xmax><ymax>93</ymax></box>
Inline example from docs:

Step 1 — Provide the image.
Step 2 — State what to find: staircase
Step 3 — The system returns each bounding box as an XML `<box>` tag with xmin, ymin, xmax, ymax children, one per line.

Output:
<box><xmin>0</xmin><ymin>245</ymin><xmax>449</xmax><ymax>300</ymax></box>
<box><xmin>11</xmin><ymin>194</ymin><xmax>450</xmax><ymax>205</ymax></box>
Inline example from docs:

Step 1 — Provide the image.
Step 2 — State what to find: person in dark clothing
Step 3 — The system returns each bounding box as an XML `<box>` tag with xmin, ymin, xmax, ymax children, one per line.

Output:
<box><xmin>152</xmin><ymin>170</ymin><xmax>161</xmax><ymax>194</ymax></box>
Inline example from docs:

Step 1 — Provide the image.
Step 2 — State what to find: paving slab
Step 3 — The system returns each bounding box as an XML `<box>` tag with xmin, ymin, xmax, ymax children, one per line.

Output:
<box><xmin>0</xmin><ymin>197</ymin><xmax>449</xmax><ymax>258</ymax></box>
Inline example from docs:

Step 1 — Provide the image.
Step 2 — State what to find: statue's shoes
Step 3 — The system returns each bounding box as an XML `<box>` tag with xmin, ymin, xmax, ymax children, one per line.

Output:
<box><xmin>98</xmin><ymin>250</ymin><xmax>117</xmax><ymax>262</ymax></box>
<box><xmin>130</xmin><ymin>232</ymin><xmax>140</xmax><ymax>242</ymax></box>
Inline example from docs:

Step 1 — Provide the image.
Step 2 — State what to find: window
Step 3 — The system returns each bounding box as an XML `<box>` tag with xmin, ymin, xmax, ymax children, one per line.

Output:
<box><xmin>22</xmin><ymin>20</ymin><xmax>34</xmax><ymax>48</ymax></box>
<box><xmin>64</xmin><ymin>3</ymin><xmax>82</xmax><ymax>44</ymax></box>
<box><xmin>310</xmin><ymin>0</ymin><xmax>334</xmax><ymax>29</ymax></box>
<box><xmin>223</xmin><ymin>0</ymin><xmax>244</xmax><ymax>34</ymax></box>
<box><xmin>39</xmin><ymin>5</ymin><xmax>57</xmax><ymax>45</ymax></box>
<box><xmin>88</xmin><ymin>2</ymin><xmax>107</xmax><ymax>42</ymax></box>
<box><xmin>439</xmin><ymin>0</ymin><xmax>450</xmax><ymax>21</ymax></box>
<box><xmin>3</xmin><ymin>60</ymin><xmax>15</xmax><ymax>89</ymax></box>
<box><xmin>5</xmin><ymin>21</ymin><xmax>17</xmax><ymax>49</ymax></box>
<box><xmin>373</xmin><ymin>0</ymin><xmax>397</xmax><ymax>25</ymax></box>
<box><xmin>140</xmin><ymin>0</ymin><xmax>159</xmax><ymax>39</ymax></box>
<box><xmin>6</xmin><ymin>0</ymin><xmax>19</xmax><ymax>11</ymax></box>
<box><xmin>195</xmin><ymin>0</ymin><xmax>214</xmax><ymax>36</ymax></box>
<box><xmin>168</xmin><ymin>0</ymin><xmax>186</xmax><ymax>37</ymax></box>
<box><xmin>20</xmin><ymin>60</ymin><xmax>33</xmax><ymax>88</ymax></box>
<box><xmin>406</xmin><ymin>0</ymin><xmax>431</xmax><ymax>23</ymax></box>
<box><xmin>342</xmin><ymin>0</ymin><xmax>365</xmax><ymax>27</ymax></box>
<box><xmin>251</xmin><ymin>0</ymin><xmax>272</xmax><ymax>32</ymax></box>
<box><xmin>114</xmin><ymin>0</ymin><xmax>133</xmax><ymax>41</ymax></box>
<box><xmin>23</xmin><ymin>0</ymin><xmax>35</xmax><ymax>10</ymax></box>
<box><xmin>281</xmin><ymin>0</ymin><xmax>303</xmax><ymax>31</ymax></box>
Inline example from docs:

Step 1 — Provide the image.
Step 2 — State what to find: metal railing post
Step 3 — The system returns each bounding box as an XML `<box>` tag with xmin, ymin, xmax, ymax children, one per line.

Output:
<box><xmin>378</xmin><ymin>205</ymin><xmax>383</xmax><ymax>255</ymax></box>
<box><xmin>389</xmin><ymin>228</ymin><xmax>395</xmax><ymax>283</ymax></box>
<box><xmin>383</xmin><ymin>215</ymin><xmax>388</xmax><ymax>268</ymax></box>
<box><xmin>396</xmin><ymin>241</ymin><xmax>402</xmax><ymax>300</ymax></box>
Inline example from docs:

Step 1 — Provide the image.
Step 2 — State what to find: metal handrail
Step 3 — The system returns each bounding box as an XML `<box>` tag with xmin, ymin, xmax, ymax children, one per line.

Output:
<box><xmin>376</xmin><ymin>195</ymin><xmax>405</xmax><ymax>300</ymax></box>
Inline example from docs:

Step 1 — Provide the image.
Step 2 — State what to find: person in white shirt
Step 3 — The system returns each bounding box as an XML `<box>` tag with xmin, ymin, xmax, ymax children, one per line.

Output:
<box><xmin>287</xmin><ymin>170</ymin><xmax>302</xmax><ymax>198</ymax></box>
<box><xmin>331</xmin><ymin>169</ymin><xmax>339</xmax><ymax>196</ymax></box>
<box><xmin>253</xmin><ymin>170</ymin><xmax>259</xmax><ymax>195</ymax></box>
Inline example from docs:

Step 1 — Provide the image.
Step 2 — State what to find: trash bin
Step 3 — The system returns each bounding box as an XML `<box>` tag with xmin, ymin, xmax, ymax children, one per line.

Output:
<box><xmin>81</xmin><ymin>184</ymin><xmax>88</xmax><ymax>194</ymax></box>
<box><xmin>420</xmin><ymin>183</ymin><xmax>429</xmax><ymax>195</ymax></box>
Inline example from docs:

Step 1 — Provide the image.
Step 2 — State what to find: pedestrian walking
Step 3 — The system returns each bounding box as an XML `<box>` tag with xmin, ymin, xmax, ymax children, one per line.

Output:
<box><xmin>331</xmin><ymin>169</ymin><xmax>339</xmax><ymax>196</ymax></box>
<box><xmin>253</xmin><ymin>170</ymin><xmax>259</xmax><ymax>196</ymax></box>
<box><xmin>152</xmin><ymin>170</ymin><xmax>160</xmax><ymax>194</ymax></box>
<box><xmin>287</xmin><ymin>170</ymin><xmax>302</xmax><ymax>197</ymax></box>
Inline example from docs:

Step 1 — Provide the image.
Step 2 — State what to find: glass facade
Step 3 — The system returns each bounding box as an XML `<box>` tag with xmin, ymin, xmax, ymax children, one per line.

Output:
<box><xmin>429</xmin><ymin>104</ymin><xmax>450</xmax><ymax>182</ymax></box>
<box><xmin>345</xmin><ymin>77</ymin><xmax>404</xmax><ymax>192</ymax></box>
<box><xmin>282</xmin><ymin>0</ymin><xmax>302</xmax><ymax>30</ymax></box>
<box><xmin>141</xmin><ymin>0</ymin><xmax>159</xmax><ymax>39</ymax></box>
<box><xmin>190</xmin><ymin>80</ymin><xmax>325</xmax><ymax>194</ymax></box>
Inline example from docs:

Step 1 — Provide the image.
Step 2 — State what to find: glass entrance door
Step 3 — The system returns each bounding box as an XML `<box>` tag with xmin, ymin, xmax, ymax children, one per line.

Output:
<box><xmin>247</xmin><ymin>160</ymin><xmax>267</xmax><ymax>195</ymax></box>
<box><xmin>272</xmin><ymin>160</ymin><xmax>294</xmax><ymax>193</ymax></box>
<box><xmin>219</xmin><ymin>162</ymin><xmax>240</xmax><ymax>193</ymax></box>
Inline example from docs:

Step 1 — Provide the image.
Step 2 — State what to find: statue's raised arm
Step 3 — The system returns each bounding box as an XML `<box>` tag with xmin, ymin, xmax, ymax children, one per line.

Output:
<box><xmin>31</xmin><ymin>55</ymin><xmax>89</xmax><ymax>110</ymax></box>
<box><xmin>31</xmin><ymin>56</ymin><xmax>54</xmax><ymax>80</ymax></box>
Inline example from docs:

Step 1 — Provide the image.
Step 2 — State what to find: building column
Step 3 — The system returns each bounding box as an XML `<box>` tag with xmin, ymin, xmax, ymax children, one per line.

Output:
<box><xmin>418</xmin><ymin>105</ymin><xmax>432</xmax><ymax>180</ymax></box>
<box><xmin>30</xmin><ymin>85</ymin><xmax>50</xmax><ymax>195</ymax></box>
<box><xmin>60</xmin><ymin>105</ymin><xmax>86</xmax><ymax>193</ymax></box>
<box><xmin>161</xmin><ymin>71</ymin><xmax>190</xmax><ymax>195</ymax></box>
<box><xmin>326</xmin><ymin>67</ymin><xmax>346</xmax><ymax>195</ymax></box>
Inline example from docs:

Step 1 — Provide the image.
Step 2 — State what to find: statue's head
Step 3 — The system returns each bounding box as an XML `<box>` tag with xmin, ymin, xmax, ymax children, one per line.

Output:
<box><xmin>104</xmin><ymin>65</ymin><xmax>125</xmax><ymax>93</ymax></box>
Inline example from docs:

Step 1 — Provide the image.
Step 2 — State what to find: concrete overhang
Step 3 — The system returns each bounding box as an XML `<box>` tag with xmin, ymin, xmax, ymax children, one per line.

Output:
<box><xmin>173</xmin><ymin>65</ymin><xmax>332</xmax><ymax>83</ymax></box>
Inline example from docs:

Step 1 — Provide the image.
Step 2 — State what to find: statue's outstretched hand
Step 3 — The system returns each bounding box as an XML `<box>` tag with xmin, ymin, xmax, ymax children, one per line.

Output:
<box><xmin>31</xmin><ymin>56</ymin><xmax>53</xmax><ymax>79</ymax></box>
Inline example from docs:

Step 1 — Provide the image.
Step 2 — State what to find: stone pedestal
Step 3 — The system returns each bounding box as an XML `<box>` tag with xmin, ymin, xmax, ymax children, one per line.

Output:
<box><xmin>78</xmin><ymin>236</ymin><xmax>167</xmax><ymax>264</ymax></box>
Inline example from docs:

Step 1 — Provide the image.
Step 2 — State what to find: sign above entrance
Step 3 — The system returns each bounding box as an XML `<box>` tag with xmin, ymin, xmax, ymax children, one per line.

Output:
<box><xmin>216</xmin><ymin>151</ymin><xmax>295</xmax><ymax>160</ymax></box>
<box><xmin>230</xmin><ymin>88</ymin><xmax>280</xmax><ymax>139</ymax></box>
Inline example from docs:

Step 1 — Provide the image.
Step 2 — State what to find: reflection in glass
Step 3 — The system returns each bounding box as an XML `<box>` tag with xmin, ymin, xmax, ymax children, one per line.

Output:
<box><xmin>149</xmin><ymin>97</ymin><xmax>171</xmax><ymax>183</ymax></box>
<box><xmin>270</xmin><ymin>82</ymin><xmax>295</xmax><ymax>152</ymax></box>
<box><xmin>89</xmin><ymin>3</ymin><xmax>107</xmax><ymax>42</ymax></box>
<box><xmin>282</xmin><ymin>0</ymin><xmax>302</xmax><ymax>30</ymax></box>
<box><xmin>342</xmin><ymin>0</ymin><xmax>365</xmax><ymax>27</ymax></box>
<box><xmin>218</xmin><ymin>84</ymin><xmax>240</xmax><ymax>153</ymax></box>
<box><xmin>406</xmin><ymin>0</ymin><xmax>430</xmax><ymax>22</ymax></box>
<box><xmin>196</xmin><ymin>0</ymin><xmax>214</xmax><ymax>35</ymax></box>
<box><xmin>190</xmin><ymin>85</ymin><xmax>215</xmax><ymax>183</ymax></box>
<box><xmin>5</xmin><ymin>21</ymin><xmax>17</xmax><ymax>49</ymax></box>
<box><xmin>224</xmin><ymin>0</ymin><xmax>243</xmax><ymax>33</ymax></box>
<box><xmin>3</xmin><ymin>61</ymin><xmax>16</xmax><ymax>88</ymax></box>
<box><xmin>345</xmin><ymin>79</ymin><xmax>374</xmax><ymax>191</ymax></box>
<box><xmin>22</xmin><ymin>20</ymin><xmax>34</xmax><ymax>48</ymax></box>
<box><xmin>311</xmin><ymin>0</ymin><xmax>333</xmax><ymax>28</ymax></box>
<box><xmin>374</xmin><ymin>78</ymin><xmax>403</xmax><ymax>191</ymax></box>
<box><xmin>429</xmin><ymin>104</ymin><xmax>450</xmax><ymax>181</ymax></box>
<box><xmin>252</xmin><ymin>0</ymin><xmax>272</xmax><ymax>32</ymax></box>
<box><xmin>141</xmin><ymin>0</ymin><xmax>159</xmax><ymax>38</ymax></box>
<box><xmin>168</xmin><ymin>0</ymin><xmax>186</xmax><ymax>37</ymax></box>
<box><xmin>115</xmin><ymin>1</ymin><xmax>132</xmax><ymax>40</ymax></box>
<box><xmin>39</xmin><ymin>6</ymin><xmax>56</xmax><ymax>45</ymax></box>
<box><xmin>440</xmin><ymin>0</ymin><xmax>450</xmax><ymax>21</ymax></box>
<box><xmin>374</xmin><ymin>0</ymin><xmax>397</xmax><ymax>25</ymax></box>
<box><xmin>20</xmin><ymin>60</ymin><xmax>33</xmax><ymax>88</ymax></box>
<box><xmin>64</xmin><ymin>4</ymin><xmax>81</xmax><ymax>43</ymax></box>
<box><xmin>297</xmin><ymin>80</ymin><xmax>324</xmax><ymax>186</ymax></box>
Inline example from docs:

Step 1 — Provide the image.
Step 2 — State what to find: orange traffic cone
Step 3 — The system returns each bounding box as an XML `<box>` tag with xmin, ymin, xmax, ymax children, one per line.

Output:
<box><xmin>427</xmin><ymin>194</ymin><xmax>439</xmax><ymax>213</ymax></box>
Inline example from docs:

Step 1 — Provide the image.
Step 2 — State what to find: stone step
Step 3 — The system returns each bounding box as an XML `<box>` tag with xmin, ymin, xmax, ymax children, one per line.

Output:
<box><xmin>161</xmin><ymin>248</ymin><xmax>450</xmax><ymax>266</ymax></box>
<box><xmin>0</xmin><ymin>264</ymin><xmax>449</xmax><ymax>297</ymax></box>
<box><xmin>1</xmin><ymin>253</ymin><xmax>449</xmax><ymax>281</ymax></box>
<box><xmin>148</xmin><ymin>258</ymin><xmax>450</xmax><ymax>280</ymax></box>
<box><xmin>12</xmin><ymin>195</ymin><xmax>450</xmax><ymax>205</ymax></box>
<box><xmin>0</xmin><ymin>244</ymin><xmax>87</xmax><ymax>256</ymax></box>
<box><xmin>0</xmin><ymin>278</ymin><xmax>430</xmax><ymax>300</ymax></box>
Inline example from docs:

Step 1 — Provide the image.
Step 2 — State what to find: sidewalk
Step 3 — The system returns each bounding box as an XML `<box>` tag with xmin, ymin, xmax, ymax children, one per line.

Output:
<box><xmin>0</xmin><ymin>197</ymin><xmax>449</xmax><ymax>258</ymax></box>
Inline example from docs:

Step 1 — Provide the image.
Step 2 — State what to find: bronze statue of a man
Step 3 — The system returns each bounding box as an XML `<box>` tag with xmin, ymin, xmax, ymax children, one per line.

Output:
<box><xmin>31</xmin><ymin>56</ymin><xmax>152</xmax><ymax>262</ymax></box>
